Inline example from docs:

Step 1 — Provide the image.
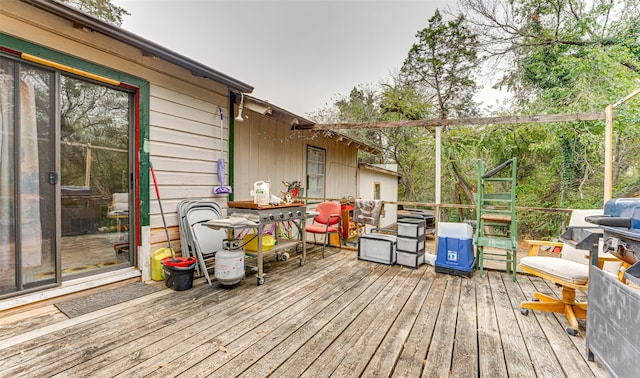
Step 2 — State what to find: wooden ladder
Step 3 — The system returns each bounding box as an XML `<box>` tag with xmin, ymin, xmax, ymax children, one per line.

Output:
<box><xmin>474</xmin><ymin>158</ymin><xmax>518</xmax><ymax>281</ymax></box>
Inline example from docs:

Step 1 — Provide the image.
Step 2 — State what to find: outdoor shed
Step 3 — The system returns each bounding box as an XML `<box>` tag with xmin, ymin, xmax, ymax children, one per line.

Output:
<box><xmin>357</xmin><ymin>163</ymin><xmax>399</xmax><ymax>230</ymax></box>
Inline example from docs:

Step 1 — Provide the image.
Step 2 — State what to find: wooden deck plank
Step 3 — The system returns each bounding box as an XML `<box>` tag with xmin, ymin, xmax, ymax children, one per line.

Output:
<box><xmin>0</xmin><ymin>246</ymin><xmax>612</xmax><ymax>378</ymax></box>
<box><xmin>330</xmin><ymin>267</ymin><xmax>428</xmax><ymax>377</ymax></box>
<box><xmin>488</xmin><ymin>271</ymin><xmax>537</xmax><ymax>378</ymax></box>
<box><xmin>183</xmin><ymin>257</ymin><xmax>372</xmax><ymax>377</ymax></box>
<box><xmin>476</xmin><ymin>272</ymin><xmax>509</xmax><ymax>378</ymax></box>
<box><xmin>236</xmin><ymin>264</ymin><xmax>392</xmax><ymax>377</ymax></box>
<box><xmin>0</xmin><ymin>289</ymin><xmax>171</xmax><ymax>375</ymax></box>
<box><xmin>107</xmin><ymin>254</ymin><xmax>358</xmax><ymax>377</ymax></box>
<box><xmin>0</xmin><ymin>254</ymin><xmax>317</xmax><ymax>362</ymax></box>
<box><xmin>13</xmin><ymin>251</ymin><xmax>342</xmax><ymax>377</ymax></box>
<box><xmin>270</xmin><ymin>264</ymin><xmax>405</xmax><ymax>377</ymax></box>
<box><xmin>299</xmin><ymin>267</ymin><xmax>414</xmax><ymax>377</ymax></box>
<box><xmin>502</xmin><ymin>274</ymin><xmax>566</xmax><ymax>377</ymax></box>
<box><xmin>360</xmin><ymin>267</ymin><xmax>435</xmax><ymax>378</ymax></box>
<box><xmin>391</xmin><ymin>272</ymin><xmax>448</xmax><ymax>377</ymax></box>
<box><xmin>422</xmin><ymin>275</ymin><xmax>462</xmax><ymax>378</ymax></box>
<box><xmin>0</xmin><ymin>305</ymin><xmax>67</xmax><ymax>342</ymax></box>
<box><xmin>538</xmin><ymin>277</ymin><xmax>610</xmax><ymax>378</ymax></box>
<box><xmin>450</xmin><ymin>276</ymin><xmax>478</xmax><ymax>378</ymax></box>
<box><xmin>522</xmin><ymin>276</ymin><xmax>597</xmax><ymax>378</ymax></box>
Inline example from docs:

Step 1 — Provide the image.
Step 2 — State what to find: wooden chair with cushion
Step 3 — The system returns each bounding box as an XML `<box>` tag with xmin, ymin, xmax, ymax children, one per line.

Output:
<box><xmin>519</xmin><ymin>209</ymin><xmax>623</xmax><ymax>336</ymax></box>
<box><xmin>305</xmin><ymin>201</ymin><xmax>342</xmax><ymax>258</ymax></box>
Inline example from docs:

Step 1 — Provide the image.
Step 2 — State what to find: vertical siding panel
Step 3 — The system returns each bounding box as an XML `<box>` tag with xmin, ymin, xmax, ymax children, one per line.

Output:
<box><xmin>233</xmin><ymin>110</ymin><xmax>360</xmax><ymax>203</ymax></box>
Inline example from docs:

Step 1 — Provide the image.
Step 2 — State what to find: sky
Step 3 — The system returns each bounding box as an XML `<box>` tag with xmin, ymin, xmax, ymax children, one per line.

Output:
<box><xmin>112</xmin><ymin>0</ymin><xmax>505</xmax><ymax>118</ymax></box>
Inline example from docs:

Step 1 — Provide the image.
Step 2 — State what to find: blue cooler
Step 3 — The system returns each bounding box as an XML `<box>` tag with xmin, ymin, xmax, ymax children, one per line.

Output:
<box><xmin>435</xmin><ymin>222</ymin><xmax>475</xmax><ymax>277</ymax></box>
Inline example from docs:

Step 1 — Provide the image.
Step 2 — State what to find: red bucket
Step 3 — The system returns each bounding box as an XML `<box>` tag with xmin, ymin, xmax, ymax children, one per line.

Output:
<box><xmin>161</xmin><ymin>256</ymin><xmax>196</xmax><ymax>268</ymax></box>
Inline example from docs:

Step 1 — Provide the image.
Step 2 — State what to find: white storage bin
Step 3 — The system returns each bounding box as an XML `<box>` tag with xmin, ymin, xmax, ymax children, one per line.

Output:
<box><xmin>397</xmin><ymin>237</ymin><xmax>425</xmax><ymax>253</ymax></box>
<box><xmin>396</xmin><ymin>251</ymin><xmax>424</xmax><ymax>268</ymax></box>
<box><xmin>397</xmin><ymin>218</ymin><xmax>425</xmax><ymax>238</ymax></box>
<box><xmin>424</xmin><ymin>253</ymin><xmax>437</xmax><ymax>266</ymax></box>
<box><xmin>437</xmin><ymin>222</ymin><xmax>473</xmax><ymax>239</ymax></box>
<box><xmin>358</xmin><ymin>233</ymin><xmax>396</xmax><ymax>265</ymax></box>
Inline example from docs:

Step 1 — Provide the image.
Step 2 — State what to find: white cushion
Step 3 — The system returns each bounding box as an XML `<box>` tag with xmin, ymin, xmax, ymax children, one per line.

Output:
<box><xmin>112</xmin><ymin>193</ymin><xmax>128</xmax><ymax>211</ymax></box>
<box><xmin>520</xmin><ymin>256</ymin><xmax>589</xmax><ymax>285</ymax></box>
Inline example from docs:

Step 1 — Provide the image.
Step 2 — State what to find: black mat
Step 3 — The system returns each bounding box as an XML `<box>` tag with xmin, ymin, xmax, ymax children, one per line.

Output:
<box><xmin>55</xmin><ymin>282</ymin><xmax>160</xmax><ymax>318</ymax></box>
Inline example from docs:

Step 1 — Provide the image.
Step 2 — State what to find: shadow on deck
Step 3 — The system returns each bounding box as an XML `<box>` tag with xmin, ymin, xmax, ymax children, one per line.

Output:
<box><xmin>0</xmin><ymin>245</ymin><xmax>609</xmax><ymax>377</ymax></box>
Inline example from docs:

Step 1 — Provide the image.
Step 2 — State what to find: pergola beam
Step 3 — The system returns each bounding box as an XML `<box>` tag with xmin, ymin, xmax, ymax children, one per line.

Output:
<box><xmin>299</xmin><ymin>112</ymin><xmax>607</xmax><ymax>131</ymax></box>
<box><xmin>296</xmin><ymin>89</ymin><xmax>639</xmax><ymax>205</ymax></box>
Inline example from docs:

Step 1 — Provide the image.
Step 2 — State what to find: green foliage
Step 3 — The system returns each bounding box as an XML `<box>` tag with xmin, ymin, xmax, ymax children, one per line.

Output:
<box><xmin>60</xmin><ymin>75</ymin><xmax>130</xmax><ymax>196</ymax></box>
<box><xmin>60</xmin><ymin>0</ymin><xmax>129</xmax><ymax>26</ymax></box>
<box><xmin>310</xmin><ymin>1</ymin><xmax>640</xmax><ymax>240</ymax></box>
<box><xmin>401</xmin><ymin>9</ymin><xmax>480</xmax><ymax>119</ymax></box>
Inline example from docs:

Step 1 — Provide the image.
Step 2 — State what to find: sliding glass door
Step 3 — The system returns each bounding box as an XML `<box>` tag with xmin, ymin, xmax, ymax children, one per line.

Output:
<box><xmin>59</xmin><ymin>75</ymin><xmax>132</xmax><ymax>278</ymax></box>
<box><xmin>0</xmin><ymin>54</ymin><xmax>135</xmax><ymax>297</ymax></box>
<box><xmin>0</xmin><ymin>58</ymin><xmax>57</xmax><ymax>294</ymax></box>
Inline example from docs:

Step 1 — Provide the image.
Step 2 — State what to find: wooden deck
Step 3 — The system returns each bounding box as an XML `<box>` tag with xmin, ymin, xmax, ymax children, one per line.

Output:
<box><xmin>0</xmin><ymin>247</ymin><xmax>610</xmax><ymax>377</ymax></box>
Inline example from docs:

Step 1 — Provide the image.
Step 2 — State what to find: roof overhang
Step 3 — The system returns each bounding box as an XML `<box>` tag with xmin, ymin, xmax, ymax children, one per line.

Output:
<box><xmin>323</xmin><ymin>131</ymin><xmax>381</xmax><ymax>156</ymax></box>
<box><xmin>359</xmin><ymin>163</ymin><xmax>400</xmax><ymax>177</ymax></box>
<box><xmin>242</xmin><ymin>95</ymin><xmax>381</xmax><ymax>156</ymax></box>
<box><xmin>20</xmin><ymin>0</ymin><xmax>254</xmax><ymax>94</ymax></box>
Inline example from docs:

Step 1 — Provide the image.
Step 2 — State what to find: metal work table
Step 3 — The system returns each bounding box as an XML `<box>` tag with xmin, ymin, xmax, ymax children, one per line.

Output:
<box><xmin>209</xmin><ymin>201</ymin><xmax>307</xmax><ymax>285</ymax></box>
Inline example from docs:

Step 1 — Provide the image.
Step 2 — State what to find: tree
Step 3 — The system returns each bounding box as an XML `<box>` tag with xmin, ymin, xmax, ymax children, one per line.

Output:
<box><xmin>308</xmin><ymin>81</ymin><xmax>436</xmax><ymax>202</ymax></box>
<box><xmin>400</xmin><ymin>9</ymin><xmax>482</xmax><ymax>208</ymax></box>
<box><xmin>60</xmin><ymin>0</ymin><xmax>129</xmax><ymax>26</ymax></box>
<box><xmin>378</xmin><ymin>82</ymin><xmax>435</xmax><ymax>202</ymax></box>
<box><xmin>456</xmin><ymin>0</ymin><xmax>640</xmax><ymax>230</ymax></box>
<box><xmin>401</xmin><ymin>9</ymin><xmax>480</xmax><ymax>120</ymax></box>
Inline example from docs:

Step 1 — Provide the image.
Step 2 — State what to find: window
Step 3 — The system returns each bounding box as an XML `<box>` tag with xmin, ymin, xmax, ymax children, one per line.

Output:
<box><xmin>306</xmin><ymin>146</ymin><xmax>326</xmax><ymax>200</ymax></box>
<box><xmin>374</xmin><ymin>182</ymin><xmax>381</xmax><ymax>200</ymax></box>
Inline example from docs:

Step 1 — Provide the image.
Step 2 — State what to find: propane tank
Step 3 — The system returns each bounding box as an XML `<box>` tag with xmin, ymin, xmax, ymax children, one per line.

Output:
<box><xmin>214</xmin><ymin>240</ymin><xmax>245</xmax><ymax>285</ymax></box>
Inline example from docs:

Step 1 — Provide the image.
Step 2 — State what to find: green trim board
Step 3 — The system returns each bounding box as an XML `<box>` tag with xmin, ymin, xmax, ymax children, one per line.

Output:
<box><xmin>1</xmin><ymin>33</ymin><xmax>151</xmax><ymax>227</ymax></box>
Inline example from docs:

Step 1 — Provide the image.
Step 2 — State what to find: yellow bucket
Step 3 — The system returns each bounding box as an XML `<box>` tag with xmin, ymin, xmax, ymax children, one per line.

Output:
<box><xmin>243</xmin><ymin>234</ymin><xmax>276</xmax><ymax>252</ymax></box>
<box><xmin>151</xmin><ymin>248</ymin><xmax>173</xmax><ymax>281</ymax></box>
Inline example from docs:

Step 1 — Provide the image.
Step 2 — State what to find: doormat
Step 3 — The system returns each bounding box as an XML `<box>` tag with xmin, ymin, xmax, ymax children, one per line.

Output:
<box><xmin>54</xmin><ymin>282</ymin><xmax>159</xmax><ymax>318</ymax></box>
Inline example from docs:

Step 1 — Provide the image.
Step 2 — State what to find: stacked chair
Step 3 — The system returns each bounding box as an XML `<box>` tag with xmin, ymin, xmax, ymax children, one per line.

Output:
<box><xmin>177</xmin><ymin>199</ymin><xmax>226</xmax><ymax>285</ymax></box>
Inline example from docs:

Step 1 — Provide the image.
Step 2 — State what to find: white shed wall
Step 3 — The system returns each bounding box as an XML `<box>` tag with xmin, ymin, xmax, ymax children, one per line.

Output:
<box><xmin>358</xmin><ymin>166</ymin><xmax>399</xmax><ymax>229</ymax></box>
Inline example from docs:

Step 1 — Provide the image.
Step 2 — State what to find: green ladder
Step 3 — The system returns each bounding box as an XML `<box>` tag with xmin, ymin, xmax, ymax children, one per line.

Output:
<box><xmin>474</xmin><ymin>158</ymin><xmax>518</xmax><ymax>281</ymax></box>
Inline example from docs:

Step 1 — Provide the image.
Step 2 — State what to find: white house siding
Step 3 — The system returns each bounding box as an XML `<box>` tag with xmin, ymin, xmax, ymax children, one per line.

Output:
<box><xmin>358</xmin><ymin>164</ymin><xmax>399</xmax><ymax>230</ymax></box>
<box><xmin>148</xmin><ymin>85</ymin><xmax>229</xmax><ymax>235</ymax></box>
<box><xmin>2</xmin><ymin>0</ymin><xmax>232</xmax><ymax>255</ymax></box>
<box><xmin>234</xmin><ymin>109</ymin><xmax>358</xmax><ymax>203</ymax></box>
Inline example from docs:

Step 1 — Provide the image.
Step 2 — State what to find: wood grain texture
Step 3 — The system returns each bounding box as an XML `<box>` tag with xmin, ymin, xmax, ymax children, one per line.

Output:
<box><xmin>0</xmin><ymin>247</ymin><xmax>611</xmax><ymax>377</ymax></box>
